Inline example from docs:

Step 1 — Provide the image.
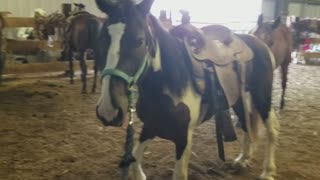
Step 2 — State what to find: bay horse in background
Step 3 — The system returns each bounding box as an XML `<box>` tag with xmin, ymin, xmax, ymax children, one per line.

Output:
<box><xmin>95</xmin><ymin>0</ymin><xmax>280</xmax><ymax>179</ymax></box>
<box><xmin>61</xmin><ymin>13</ymin><xmax>106</xmax><ymax>93</ymax></box>
<box><xmin>251</xmin><ymin>14</ymin><xmax>292</xmax><ymax>110</ymax></box>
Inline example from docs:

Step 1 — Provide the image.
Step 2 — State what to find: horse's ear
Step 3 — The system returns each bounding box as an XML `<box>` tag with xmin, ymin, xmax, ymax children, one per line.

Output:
<box><xmin>272</xmin><ymin>16</ymin><xmax>281</xmax><ymax>29</ymax></box>
<box><xmin>257</xmin><ymin>14</ymin><xmax>263</xmax><ymax>27</ymax></box>
<box><xmin>137</xmin><ymin>0</ymin><xmax>154</xmax><ymax>16</ymax></box>
<box><xmin>95</xmin><ymin>0</ymin><xmax>118</xmax><ymax>17</ymax></box>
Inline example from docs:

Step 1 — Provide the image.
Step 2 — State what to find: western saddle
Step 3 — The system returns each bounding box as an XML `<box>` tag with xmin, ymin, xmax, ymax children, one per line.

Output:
<box><xmin>170</xmin><ymin>24</ymin><xmax>253</xmax><ymax>107</ymax></box>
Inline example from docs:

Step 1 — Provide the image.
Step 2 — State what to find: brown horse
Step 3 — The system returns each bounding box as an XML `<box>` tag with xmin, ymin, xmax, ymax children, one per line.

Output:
<box><xmin>61</xmin><ymin>13</ymin><xmax>106</xmax><ymax>93</ymax></box>
<box><xmin>251</xmin><ymin>14</ymin><xmax>292</xmax><ymax>110</ymax></box>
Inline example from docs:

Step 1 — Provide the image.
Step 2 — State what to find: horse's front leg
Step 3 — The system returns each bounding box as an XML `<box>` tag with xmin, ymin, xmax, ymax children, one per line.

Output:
<box><xmin>68</xmin><ymin>50</ymin><xmax>74</xmax><ymax>84</ymax></box>
<box><xmin>280</xmin><ymin>59</ymin><xmax>290</xmax><ymax>110</ymax></box>
<box><xmin>173</xmin><ymin>128</ymin><xmax>194</xmax><ymax>180</ymax></box>
<box><xmin>132</xmin><ymin>128</ymin><xmax>154</xmax><ymax>180</ymax></box>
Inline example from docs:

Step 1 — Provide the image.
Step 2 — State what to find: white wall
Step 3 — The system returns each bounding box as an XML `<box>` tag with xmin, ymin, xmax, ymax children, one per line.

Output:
<box><xmin>0</xmin><ymin>0</ymin><xmax>105</xmax><ymax>17</ymax></box>
<box><xmin>151</xmin><ymin>0</ymin><xmax>262</xmax><ymax>32</ymax></box>
<box><xmin>261</xmin><ymin>0</ymin><xmax>276</xmax><ymax>21</ymax></box>
<box><xmin>289</xmin><ymin>2</ymin><xmax>320</xmax><ymax>18</ymax></box>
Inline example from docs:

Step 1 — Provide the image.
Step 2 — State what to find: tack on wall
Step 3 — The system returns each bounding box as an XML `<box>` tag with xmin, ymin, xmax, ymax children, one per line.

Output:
<box><xmin>0</xmin><ymin>0</ymin><xmax>105</xmax><ymax>17</ymax></box>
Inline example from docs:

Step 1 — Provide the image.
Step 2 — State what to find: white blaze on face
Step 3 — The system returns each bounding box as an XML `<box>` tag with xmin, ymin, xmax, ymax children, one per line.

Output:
<box><xmin>97</xmin><ymin>23</ymin><xmax>126</xmax><ymax>121</ymax></box>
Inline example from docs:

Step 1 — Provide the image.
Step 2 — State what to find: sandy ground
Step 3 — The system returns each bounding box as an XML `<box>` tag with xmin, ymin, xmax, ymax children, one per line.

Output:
<box><xmin>0</xmin><ymin>64</ymin><xmax>319</xmax><ymax>180</ymax></box>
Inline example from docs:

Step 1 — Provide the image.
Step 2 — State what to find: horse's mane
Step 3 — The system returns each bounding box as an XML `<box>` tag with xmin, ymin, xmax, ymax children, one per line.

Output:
<box><xmin>147</xmin><ymin>15</ymin><xmax>191</xmax><ymax>96</ymax></box>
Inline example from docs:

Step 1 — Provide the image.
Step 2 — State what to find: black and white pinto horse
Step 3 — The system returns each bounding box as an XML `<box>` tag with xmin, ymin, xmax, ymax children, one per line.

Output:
<box><xmin>95</xmin><ymin>0</ymin><xmax>280</xmax><ymax>179</ymax></box>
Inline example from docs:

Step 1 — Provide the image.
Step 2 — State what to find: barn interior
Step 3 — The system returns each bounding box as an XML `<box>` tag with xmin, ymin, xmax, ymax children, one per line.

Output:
<box><xmin>0</xmin><ymin>0</ymin><xmax>319</xmax><ymax>180</ymax></box>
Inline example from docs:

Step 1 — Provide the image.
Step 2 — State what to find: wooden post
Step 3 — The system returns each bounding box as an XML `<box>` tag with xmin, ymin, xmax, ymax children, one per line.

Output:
<box><xmin>62</xmin><ymin>3</ymin><xmax>72</xmax><ymax>18</ymax></box>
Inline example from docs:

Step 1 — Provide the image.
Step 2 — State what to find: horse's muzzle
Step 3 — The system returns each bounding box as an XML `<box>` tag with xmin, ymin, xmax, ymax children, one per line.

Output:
<box><xmin>96</xmin><ymin>106</ymin><xmax>123</xmax><ymax>127</ymax></box>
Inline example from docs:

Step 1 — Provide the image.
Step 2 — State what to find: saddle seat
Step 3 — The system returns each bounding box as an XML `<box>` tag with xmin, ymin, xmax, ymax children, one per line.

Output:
<box><xmin>170</xmin><ymin>24</ymin><xmax>254</xmax><ymax>107</ymax></box>
<box><xmin>184</xmin><ymin>24</ymin><xmax>253</xmax><ymax>66</ymax></box>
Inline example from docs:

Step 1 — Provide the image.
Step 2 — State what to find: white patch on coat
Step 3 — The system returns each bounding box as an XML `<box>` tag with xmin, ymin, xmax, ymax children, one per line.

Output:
<box><xmin>104</xmin><ymin>23</ymin><xmax>126</xmax><ymax>70</ymax></box>
<box><xmin>97</xmin><ymin>23</ymin><xmax>126</xmax><ymax>121</ymax></box>
<box><xmin>260</xmin><ymin>108</ymin><xmax>280</xmax><ymax>180</ymax></box>
<box><xmin>132</xmin><ymin>139</ymin><xmax>153</xmax><ymax>180</ymax></box>
<box><xmin>164</xmin><ymin>84</ymin><xmax>201</xmax><ymax>179</ymax></box>
<box><xmin>151</xmin><ymin>41</ymin><xmax>162</xmax><ymax>72</ymax></box>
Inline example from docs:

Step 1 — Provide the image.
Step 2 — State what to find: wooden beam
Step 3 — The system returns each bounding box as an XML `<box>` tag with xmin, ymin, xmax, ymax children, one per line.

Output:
<box><xmin>4</xmin><ymin>17</ymin><xmax>36</xmax><ymax>28</ymax></box>
<box><xmin>6</xmin><ymin>39</ymin><xmax>62</xmax><ymax>55</ymax></box>
<box><xmin>303</xmin><ymin>52</ymin><xmax>320</xmax><ymax>58</ymax></box>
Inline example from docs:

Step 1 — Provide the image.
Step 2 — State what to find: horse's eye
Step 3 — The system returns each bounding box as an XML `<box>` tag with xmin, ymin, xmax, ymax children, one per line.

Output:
<box><xmin>135</xmin><ymin>38</ymin><xmax>144</xmax><ymax>48</ymax></box>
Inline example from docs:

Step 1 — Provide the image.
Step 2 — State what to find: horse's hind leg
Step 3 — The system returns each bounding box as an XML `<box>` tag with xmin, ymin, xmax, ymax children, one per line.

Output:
<box><xmin>132</xmin><ymin>128</ymin><xmax>154</xmax><ymax>180</ymax></box>
<box><xmin>232</xmin><ymin>100</ymin><xmax>253</xmax><ymax>168</ymax></box>
<box><xmin>92</xmin><ymin>59</ymin><xmax>98</xmax><ymax>93</ymax></box>
<box><xmin>78</xmin><ymin>51</ymin><xmax>87</xmax><ymax>93</ymax></box>
<box><xmin>68</xmin><ymin>50</ymin><xmax>74</xmax><ymax>84</ymax></box>
<box><xmin>259</xmin><ymin>109</ymin><xmax>280</xmax><ymax>180</ymax></box>
<box><xmin>280</xmin><ymin>59</ymin><xmax>290</xmax><ymax>110</ymax></box>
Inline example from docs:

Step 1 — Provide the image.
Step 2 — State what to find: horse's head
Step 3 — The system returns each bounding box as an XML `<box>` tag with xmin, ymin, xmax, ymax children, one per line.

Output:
<box><xmin>95</xmin><ymin>0</ymin><xmax>156</xmax><ymax>126</ymax></box>
<box><xmin>252</xmin><ymin>14</ymin><xmax>281</xmax><ymax>46</ymax></box>
<box><xmin>34</xmin><ymin>8</ymin><xmax>47</xmax><ymax>18</ymax></box>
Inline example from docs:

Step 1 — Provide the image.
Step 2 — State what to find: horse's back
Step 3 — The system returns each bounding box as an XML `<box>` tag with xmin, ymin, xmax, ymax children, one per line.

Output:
<box><xmin>68</xmin><ymin>13</ymin><xmax>104</xmax><ymax>49</ymax></box>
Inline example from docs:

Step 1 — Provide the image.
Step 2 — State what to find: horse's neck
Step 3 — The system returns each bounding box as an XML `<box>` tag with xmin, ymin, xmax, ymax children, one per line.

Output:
<box><xmin>141</xmin><ymin>17</ymin><xmax>191</xmax><ymax>97</ymax></box>
<box><xmin>270</xmin><ymin>25</ymin><xmax>292</xmax><ymax>67</ymax></box>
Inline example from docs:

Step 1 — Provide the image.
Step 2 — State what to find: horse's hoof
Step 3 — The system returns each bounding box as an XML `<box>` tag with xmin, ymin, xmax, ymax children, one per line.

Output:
<box><xmin>257</xmin><ymin>175</ymin><xmax>274</xmax><ymax>180</ymax></box>
<box><xmin>91</xmin><ymin>88</ymin><xmax>96</xmax><ymax>93</ymax></box>
<box><xmin>232</xmin><ymin>160</ymin><xmax>249</xmax><ymax>170</ymax></box>
<box><xmin>258</xmin><ymin>171</ymin><xmax>275</xmax><ymax>180</ymax></box>
<box><xmin>82</xmin><ymin>90</ymin><xmax>87</xmax><ymax>94</ymax></box>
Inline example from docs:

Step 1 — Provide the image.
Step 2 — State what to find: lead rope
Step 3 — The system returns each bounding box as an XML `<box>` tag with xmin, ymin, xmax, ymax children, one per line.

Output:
<box><xmin>119</xmin><ymin>87</ymin><xmax>137</xmax><ymax>180</ymax></box>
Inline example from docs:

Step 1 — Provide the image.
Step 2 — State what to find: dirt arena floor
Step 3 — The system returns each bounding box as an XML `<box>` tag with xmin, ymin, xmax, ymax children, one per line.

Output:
<box><xmin>0</xmin><ymin>64</ymin><xmax>319</xmax><ymax>180</ymax></box>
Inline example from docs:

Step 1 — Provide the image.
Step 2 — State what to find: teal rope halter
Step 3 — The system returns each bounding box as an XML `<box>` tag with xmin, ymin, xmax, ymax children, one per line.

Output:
<box><xmin>101</xmin><ymin>52</ymin><xmax>151</xmax><ymax>180</ymax></box>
